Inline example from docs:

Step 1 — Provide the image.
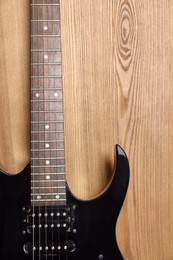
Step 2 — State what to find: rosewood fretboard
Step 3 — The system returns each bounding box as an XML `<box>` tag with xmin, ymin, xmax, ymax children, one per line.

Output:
<box><xmin>30</xmin><ymin>0</ymin><xmax>66</xmax><ymax>206</ymax></box>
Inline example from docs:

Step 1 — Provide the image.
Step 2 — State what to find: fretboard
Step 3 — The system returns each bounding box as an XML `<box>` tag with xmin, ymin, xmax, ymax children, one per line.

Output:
<box><xmin>30</xmin><ymin>0</ymin><xmax>66</xmax><ymax>206</ymax></box>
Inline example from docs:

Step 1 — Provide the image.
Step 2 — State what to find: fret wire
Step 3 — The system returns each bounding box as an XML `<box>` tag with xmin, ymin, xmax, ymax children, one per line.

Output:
<box><xmin>31</xmin><ymin>35</ymin><xmax>61</xmax><ymax>37</ymax></box>
<box><xmin>32</xmin><ymin>173</ymin><xmax>65</xmax><ymax>175</ymax></box>
<box><xmin>31</xmin><ymin>49</ymin><xmax>61</xmax><ymax>52</ymax></box>
<box><xmin>31</xmin><ymin>199</ymin><xmax>66</xmax><ymax>203</ymax></box>
<box><xmin>31</xmin><ymin>100</ymin><xmax>63</xmax><ymax>102</ymax></box>
<box><xmin>31</xmin><ymin>131</ymin><xmax>64</xmax><ymax>133</ymax></box>
<box><xmin>32</xmin><ymin>88</ymin><xmax>62</xmax><ymax>90</ymax></box>
<box><xmin>31</xmin><ymin>140</ymin><xmax>64</xmax><ymax>142</ymax></box>
<box><xmin>31</xmin><ymin>199</ymin><xmax>66</xmax><ymax>202</ymax></box>
<box><xmin>31</xmin><ymin>111</ymin><xmax>63</xmax><ymax>113</ymax></box>
<box><xmin>31</xmin><ymin>76</ymin><xmax>62</xmax><ymax>78</ymax></box>
<box><xmin>31</xmin><ymin>165</ymin><xmax>65</xmax><ymax>168</ymax></box>
<box><xmin>31</xmin><ymin>179</ymin><xmax>65</xmax><ymax>182</ymax></box>
<box><xmin>31</xmin><ymin>193</ymin><xmax>65</xmax><ymax>195</ymax></box>
<box><xmin>31</xmin><ymin>20</ymin><xmax>60</xmax><ymax>22</ymax></box>
<box><xmin>31</xmin><ymin>187</ymin><xmax>65</xmax><ymax>189</ymax></box>
<box><xmin>31</xmin><ymin>63</ymin><xmax>61</xmax><ymax>65</ymax></box>
<box><xmin>31</xmin><ymin>4</ymin><xmax>60</xmax><ymax>6</ymax></box>
<box><xmin>31</xmin><ymin>121</ymin><xmax>64</xmax><ymax>123</ymax></box>
<box><xmin>31</xmin><ymin>149</ymin><xmax>64</xmax><ymax>152</ymax></box>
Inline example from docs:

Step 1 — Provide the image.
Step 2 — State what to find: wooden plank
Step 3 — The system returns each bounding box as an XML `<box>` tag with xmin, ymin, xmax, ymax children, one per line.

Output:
<box><xmin>0</xmin><ymin>0</ymin><xmax>173</xmax><ymax>259</ymax></box>
<box><xmin>0</xmin><ymin>0</ymin><xmax>30</xmax><ymax>174</ymax></box>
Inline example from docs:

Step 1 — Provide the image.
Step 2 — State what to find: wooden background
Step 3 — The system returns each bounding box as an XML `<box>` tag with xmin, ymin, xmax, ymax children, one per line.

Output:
<box><xmin>0</xmin><ymin>0</ymin><xmax>173</xmax><ymax>259</ymax></box>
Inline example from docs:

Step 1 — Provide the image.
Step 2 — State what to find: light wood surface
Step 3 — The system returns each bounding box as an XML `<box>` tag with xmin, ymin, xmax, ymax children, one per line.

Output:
<box><xmin>0</xmin><ymin>0</ymin><xmax>173</xmax><ymax>259</ymax></box>
<box><xmin>0</xmin><ymin>0</ymin><xmax>30</xmax><ymax>174</ymax></box>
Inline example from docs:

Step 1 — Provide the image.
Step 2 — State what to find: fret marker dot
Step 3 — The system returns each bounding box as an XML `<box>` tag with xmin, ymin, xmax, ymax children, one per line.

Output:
<box><xmin>45</xmin><ymin>143</ymin><xmax>50</xmax><ymax>148</ymax></box>
<box><xmin>54</xmin><ymin>92</ymin><xmax>58</xmax><ymax>97</ymax></box>
<box><xmin>44</xmin><ymin>54</ymin><xmax>48</xmax><ymax>59</ymax></box>
<box><xmin>56</xmin><ymin>194</ymin><xmax>60</xmax><ymax>199</ymax></box>
<box><xmin>46</xmin><ymin>160</ymin><xmax>50</xmax><ymax>165</ymax></box>
<box><xmin>35</xmin><ymin>93</ymin><xmax>40</xmax><ymax>97</ymax></box>
<box><xmin>44</xmin><ymin>26</ymin><xmax>48</xmax><ymax>30</ymax></box>
<box><xmin>46</xmin><ymin>175</ymin><xmax>50</xmax><ymax>180</ymax></box>
<box><xmin>37</xmin><ymin>195</ymin><xmax>41</xmax><ymax>200</ymax></box>
<box><xmin>45</xmin><ymin>125</ymin><xmax>49</xmax><ymax>129</ymax></box>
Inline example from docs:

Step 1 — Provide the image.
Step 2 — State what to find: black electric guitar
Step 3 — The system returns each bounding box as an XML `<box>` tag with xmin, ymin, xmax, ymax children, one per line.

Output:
<box><xmin>0</xmin><ymin>1</ymin><xmax>130</xmax><ymax>259</ymax></box>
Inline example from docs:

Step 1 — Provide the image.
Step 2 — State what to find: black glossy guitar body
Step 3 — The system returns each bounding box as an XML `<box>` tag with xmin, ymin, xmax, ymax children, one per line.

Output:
<box><xmin>0</xmin><ymin>145</ymin><xmax>129</xmax><ymax>260</ymax></box>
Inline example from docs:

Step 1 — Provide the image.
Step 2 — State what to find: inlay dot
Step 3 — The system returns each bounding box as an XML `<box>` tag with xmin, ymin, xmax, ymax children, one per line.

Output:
<box><xmin>45</xmin><ymin>246</ymin><xmax>48</xmax><ymax>251</ymax></box>
<box><xmin>44</xmin><ymin>224</ymin><xmax>48</xmax><ymax>228</ymax></box>
<box><xmin>63</xmin><ymin>224</ymin><xmax>67</xmax><ymax>228</ymax></box>
<box><xmin>39</xmin><ymin>247</ymin><xmax>42</xmax><ymax>251</ymax></box>
<box><xmin>51</xmin><ymin>246</ymin><xmax>55</xmax><ymax>250</ymax></box>
<box><xmin>46</xmin><ymin>160</ymin><xmax>50</xmax><ymax>165</ymax></box>
<box><xmin>54</xmin><ymin>92</ymin><xmax>58</xmax><ymax>97</ymax></box>
<box><xmin>33</xmin><ymin>247</ymin><xmax>36</xmax><ymax>251</ymax></box>
<box><xmin>45</xmin><ymin>125</ymin><xmax>49</xmax><ymax>129</ymax></box>
<box><xmin>64</xmin><ymin>246</ymin><xmax>67</xmax><ymax>250</ymax></box>
<box><xmin>63</xmin><ymin>212</ymin><xmax>66</xmax><ymax>216</ymax></box>
<box><xmin>44</xmin><ymin>213</ymin><xmax>48</xmax><ymax>217</ymax></box>
<box><xmin>51</xmin><ymin>224</ymin><xmax>54</xmax><ymax>228</ymax></box>
<box><xmin>57</xmin><ymin>246</ymin><xmax>61</xmax><ymax>250</ymax></box>
<box><xmin>44</xmin><ymin>26</ymin><xmax>48</xmax><ymax>30</ymax></box>
<box><xmin>57</xmin><ymin>224</ymin><xmax>60</xmax><ymax>228</ymax></box>
<box><xmin>37</xmin><ymin>195</ymin><xmax>41</xmax><ymax>200</ymax></box>
<box><xmin>38</xmin><ymin>224</ymin><xmax>42</xmax><ymax>228</ymax></box>
<box><xmin>44</xmin><ymin>54</ymin><xmax>48</xmax><ymax>59</ymax></box>
<box><xmin>50</xmin><ymin>213</ymin><xmax>54</xmax><ymax>217</ymax></box>
<box><xmin>35</xmin><ymin>93</ymin><xmax>40</xmax><ymax>97</ymax></box>
<box><xmin>57</xmin><ymin>212</ymin><xmax>60</xmax><ymax>217</ymax></box>
<box><xmin>38</xmin><ymin>213</ymin><xmax>42</xmax><ymax>217</ymax></box>
<box><xmin>45</xmin><ymin>143</ymin><xmax>50</xmax><ymax>148</ymax></box>
<box><xmin>46</xmin><ymin>175</ymin><xmax>50</xmax><ymax>180</ymax></box>
<box><xmin>56</xmin><ymin>194</ymin><xmax>60</xmax><ymax>199</ymax></box>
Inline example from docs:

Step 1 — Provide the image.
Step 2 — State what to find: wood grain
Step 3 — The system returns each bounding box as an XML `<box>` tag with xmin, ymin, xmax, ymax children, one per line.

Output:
<box><xmin>0</xmin><ymin>0</ymin><xmax>173</xmax><ymax>259</ymax></box>
<box><xmin>0</xmin><ymin>0</ymin><xmax>30</xmax><ymax>174</ymax></box>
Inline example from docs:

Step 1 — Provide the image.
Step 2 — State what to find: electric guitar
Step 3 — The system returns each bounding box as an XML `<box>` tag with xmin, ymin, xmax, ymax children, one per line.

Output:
<box><xmin>0</xmin><ymin>1</ymin><xmax>130</xmax><ymax>259</ymax></box>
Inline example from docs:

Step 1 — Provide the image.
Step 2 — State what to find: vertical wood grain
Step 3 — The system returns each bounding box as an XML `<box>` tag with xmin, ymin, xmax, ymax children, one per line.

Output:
<box><xmin>0</xmin><ymin>0</ymin><xmax>173</xmax><ymax>259</ymax></box>
<box><xmin>0</xmin><ymin>0</ymin><xmax>30</xmax><ymax>174</ymax></box>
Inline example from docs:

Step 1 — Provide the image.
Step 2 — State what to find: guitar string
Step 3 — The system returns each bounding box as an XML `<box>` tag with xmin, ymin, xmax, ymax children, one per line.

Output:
<box><xmin>37</xmin><ymin>3</ymin><xmax>41</xmax><ymax>259</ymax></box>
<box><xmin>32</xmin><ymin>1</ymin><xmax>35</xmax><ymax>260</ymax></box>
<box><xmin>49</xmin><ymin>4</ymin><xmax>54</xmax><ymax>259</ymax></box>
<box><xmin>59</xmin><ymin>3</ymin><xmax>68</xmax><ymax>259</ymax></box>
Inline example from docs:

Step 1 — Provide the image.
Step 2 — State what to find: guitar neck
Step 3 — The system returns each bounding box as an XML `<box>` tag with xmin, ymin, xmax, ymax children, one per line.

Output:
<box><xmin>30</xmin><ymin>0</ymin><xmax>66</xmax><ymax>206</ymax></box>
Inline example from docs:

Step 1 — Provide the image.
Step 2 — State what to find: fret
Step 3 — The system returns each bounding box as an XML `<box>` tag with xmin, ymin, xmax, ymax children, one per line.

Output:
<box><xmin>31</xmin><ymin>199</ymin><xmax>65</xmax><ymax>203</ymax></box>
<box><xmin>31</xmin><ymin>37</ymin><xmax>61</xmax><ymax>49</ymax></box>
<box><xmin>31</xmin><ymin>139</ymin><xmax>64</xmax><ymax>142</ymax></box>
<box><xmin>31</xmin><ymin>76</ymin><xmax>62</xmax><ymax>78</ymax></box>
<box><xmin>31</xmin><ymin>192</ymin><xmax>65</xmax><ymax>195</ymax></box>
<box><xmin>31</xmin><ymin>7</ymin><xmax>60</xmax><ymax>22</ymax></box>
<box><xmin>31</xmin><ymin>166</ymin><xmax>65</xmax><ymax>174</ymax></box>
<box><xmin>32</xmin><ymin>173</ymin><xmax>65</xmax><ymax>175</ymax></box>
<box><xmin>31</xmin><ymin>121</ymin><xmax>63</xmax><ymax>124</ymax></box>
<box><xmin>31</xmin><ymin>148</ymin><xmax>64</xmax><ymax>151</ymax></box>
<box><xmin>31</xmin><ymin>180</ymin><xmax>65</xmax><ymax>183</ymax></box>
<box><xmin>32</xmin><ymin>88</ymin><xmax>62</xmax><ymax>91</ymax></box>
<box><xmin>31</xmin><ymin>131</ymin><xmax>64</xmax><ymax>134</ymax></box>
<box><xmin>31</xmin><ymin>100</ymin><xmax>62</xmax><ymax>102</ymax></box>
<box><xmin>31</xmin><ymin>20</ymin><xmax>60</xmax><ymax>22</ymax></box>
<box><xmin>31</xmin><ymin>62</ymin><xmax>61</xmax><ymax>65</ymax></box>
<box><xmin>31</xmin><ymin>165</ymin><xmax>65</xmax><ymax>168</ymax></box>
<box><xmin>31</xmin><ymin>35</ymin><xmax>60</xmax><ymax>37</ymax></box>
<box><xmin>31</xmin><ymin>110</ymin><xmax>63</xmax><ymax>113</ymax></box>
<box><xmin>31</xmin><ymin>49</ymin><xmax>61</xmax><ymax>52</ymax></box>
<box><xmin>31</xmin><ymin>4</ymin><xmax>60</xmax><ymax>6</ymax></box>
<box><xmin>31</xmin><ymin>187</ymin><xmax>65</xmax><ymax>189</ymax></box>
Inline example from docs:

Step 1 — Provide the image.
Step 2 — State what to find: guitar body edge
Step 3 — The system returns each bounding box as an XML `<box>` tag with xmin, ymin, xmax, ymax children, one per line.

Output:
<box><xmin>0</xmin><ymin>144</ymin><xmax>129</xmax><ymax>260</ymax></box>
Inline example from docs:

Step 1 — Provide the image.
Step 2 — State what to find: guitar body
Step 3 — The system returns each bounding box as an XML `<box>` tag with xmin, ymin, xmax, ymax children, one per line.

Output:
<box><xmin>0</xmin><ymin>145</ymin><xmax>129</xmax><ymax>260</ymax></box>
